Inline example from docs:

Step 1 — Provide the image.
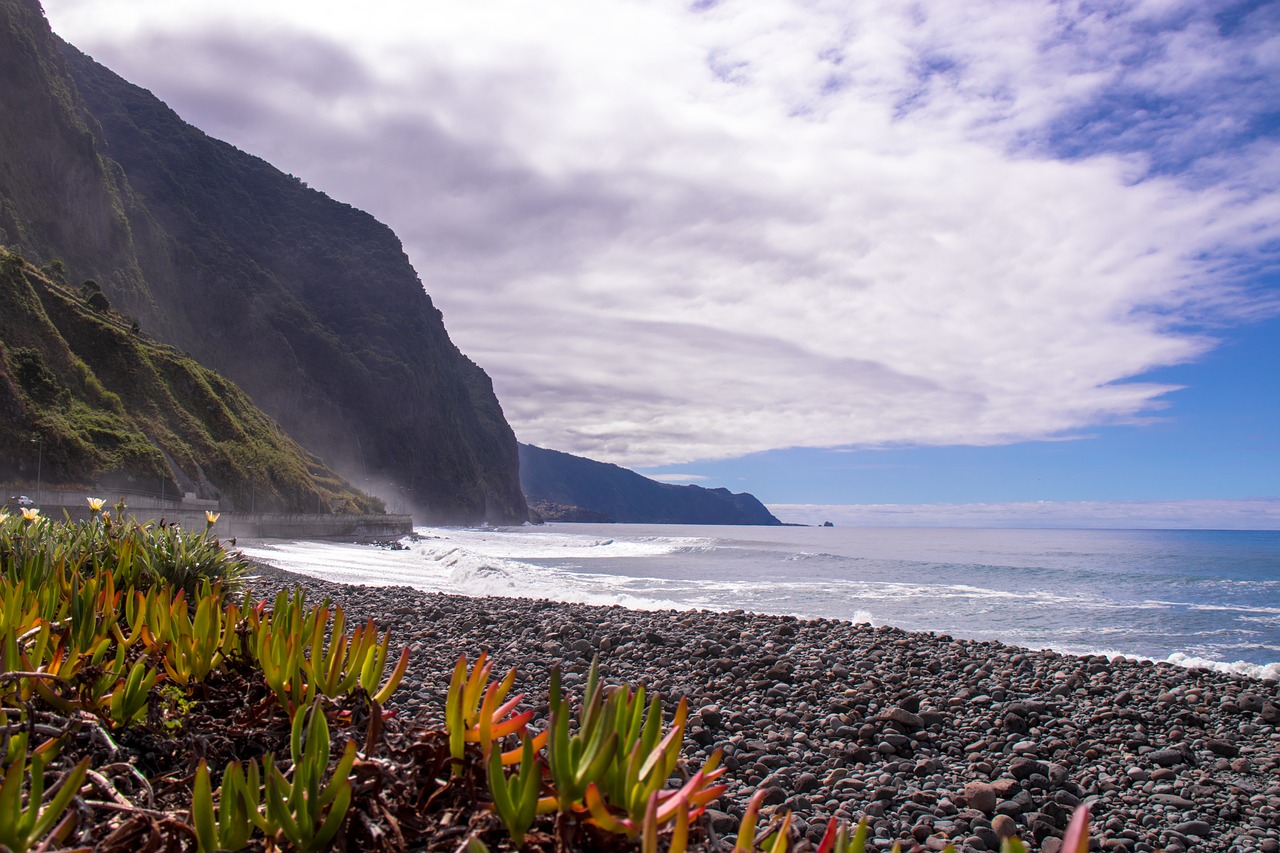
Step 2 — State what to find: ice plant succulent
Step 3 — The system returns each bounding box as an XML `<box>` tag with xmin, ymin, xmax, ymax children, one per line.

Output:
<box><xmin>0</xmin><ymin>733</ymin><xmax>91</xmax><ymax>853</ymax></box>
<box><xmin>445</xmin><ymin>652</ymin><xmax>536</xmax><ymax>773</ymax></box>
<box><xmin>1059</xmin><ymin>805</ymin><xmax>1091</xmax><ymax>853</ymax></box>
<box><xmin>106</xmin><ymin>658</ymin><xmax>161</xmax><ymax>728</ymax></box>
<box><xmin>191</xmin><ymin>758</ymin><xmax>256</xmax><ymax>853</ymax></box>
<box><xmin>486</xmin><ymin>732</ymin><xmax>543</xmax><ymax>846</ymax></box>
<box><xmin>266</xmin><ymin>700</ymin><xmax>357</xmax><ymax>852</ymax></box>
<box><xmin>250</xmin><ymin>590</ymin><xmax>410</xmax><ymax>718</ymax></box>
<box><xmin>733</xmin><ymin>790</ymin><xmax>769</xmax><ymax>853</ymax></box>
<box><xmin>816</xmin><ymin>816</ymin><xmax>871</xmax><ymax>853</ymax></box>
<box><xmin>546</xmin><ymin>663</ymin><xmax>619</xmax><ymax>813</ymax></box>
<box><xmin>161</xmin><ymin>585</ymin><xmax>230</xmax><ymax>685</ymax></box>
<box><xmin>87</xmin><ymin>497</ymin><xmax>105</xmax><ymax>512</ymax></box>
<box><xmin>584</xmin><ymin>765</ymin><xmax>725</xmax><ymax>842</ymax></box>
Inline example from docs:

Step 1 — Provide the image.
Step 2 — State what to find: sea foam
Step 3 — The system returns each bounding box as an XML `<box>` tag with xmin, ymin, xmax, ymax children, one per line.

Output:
<box><xmin>241</xmin><ymin>523</ymin><xmax>1280</xmax><ymax>678</ymax></box>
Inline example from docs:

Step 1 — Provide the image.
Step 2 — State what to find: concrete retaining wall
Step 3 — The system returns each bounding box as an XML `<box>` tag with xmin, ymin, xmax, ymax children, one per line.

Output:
<box><xmin>27</xmin><ymin>503</ymin><xmax>413</xmax><ymax>540</ymax></box>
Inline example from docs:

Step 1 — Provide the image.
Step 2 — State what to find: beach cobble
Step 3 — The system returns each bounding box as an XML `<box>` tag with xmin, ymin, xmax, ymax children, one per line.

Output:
<box><xmin>248</xmin><ymin>563</ymin><xmax>1280</xmax><ymax>852</ymax></box>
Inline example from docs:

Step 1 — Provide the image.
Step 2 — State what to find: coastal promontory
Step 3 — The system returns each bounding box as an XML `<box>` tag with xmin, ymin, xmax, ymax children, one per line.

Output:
<box><xmin>519</xmin><ymin>442</ymin><xmax>782</xmax><ymax>525</ymax></box>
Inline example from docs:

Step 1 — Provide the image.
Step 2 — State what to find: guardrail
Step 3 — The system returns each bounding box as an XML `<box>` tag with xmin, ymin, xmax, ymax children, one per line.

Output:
<box><xmin>4</xmin><ymin>486</ymin><xmax>215</xmax><ymax>512</ymax></box>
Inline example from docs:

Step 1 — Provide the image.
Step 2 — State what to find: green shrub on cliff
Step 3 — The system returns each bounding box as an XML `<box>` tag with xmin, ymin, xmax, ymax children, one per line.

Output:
<box><xmin>0</xmin><ymin>248</ymin><xmax>381</xmax><ymax>513</ymax></box>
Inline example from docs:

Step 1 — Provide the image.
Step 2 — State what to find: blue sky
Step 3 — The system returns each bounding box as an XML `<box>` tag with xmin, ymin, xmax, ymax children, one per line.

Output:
<box><xmin>642</xmin><ymin>312</ymin><xmax>1280</xmax><ymax>514</ymax></box>
<box><xmin>43</xmin><ymin>0</ymin><xmax>1280</xmax><ymax>525</ymax></box>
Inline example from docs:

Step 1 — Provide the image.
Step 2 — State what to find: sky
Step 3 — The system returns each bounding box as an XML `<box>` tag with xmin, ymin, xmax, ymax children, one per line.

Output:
<box><xmin>42</xmin><ymin>0</ymin><xmax>1280</xmax><ymax>527</ymax></box>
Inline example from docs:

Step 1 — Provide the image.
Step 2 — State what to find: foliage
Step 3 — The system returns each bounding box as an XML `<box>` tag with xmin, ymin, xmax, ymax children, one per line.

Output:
<box><xmin>250</xmin><ymin>588</ymin><xmax>410</xmax><ymax>719</ymax></box>
<box><xmin>0</xmin><ymin>512</ymin><xmax>413</xmax><ymax>850</ymax></box>
<box><xmin>192</xmin><ymin>757</ymin><xmax>256</xmax><ymax>853</ymax></box>
<box><xmin>487</xmin><ymin>733</ymin><xmax>542</xmax><ymax>846</ymax></box>
<box><xmin>0</xmin><ymin>732</ymin><xmax>90</xmax><ymax>853</ymax></box>
<box><xmin>0</xmin><ymin>498</ymin><xmax>249</xmax><ymax>600</ymax></box>
<box><xmin>265</xmin><ymin>701</ymin><xmax>358</xmax><ymax>852</ymax></box>
<box><xmin>445</xmin><ymin>651</ymin><xmax>536</xmax><ymax>773</ymax></box>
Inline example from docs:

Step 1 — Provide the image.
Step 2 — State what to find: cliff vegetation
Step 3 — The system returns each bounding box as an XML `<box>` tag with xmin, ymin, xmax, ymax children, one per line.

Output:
<box><xmin>0</xmin><ymin>248</ymin><xmax>380</xmax><ymax>513</ymax></box>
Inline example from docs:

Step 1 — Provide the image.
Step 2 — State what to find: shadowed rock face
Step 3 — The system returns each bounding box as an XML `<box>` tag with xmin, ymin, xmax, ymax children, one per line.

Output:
<box><xmin>0</xmin><ymin>0</ymin><xmax>527</xmax><ymax>523</ymax></box>
<box><xmin>518</xmin><ymin>443</ymin><xmax>781</xmax><ymax>525</ymax></box>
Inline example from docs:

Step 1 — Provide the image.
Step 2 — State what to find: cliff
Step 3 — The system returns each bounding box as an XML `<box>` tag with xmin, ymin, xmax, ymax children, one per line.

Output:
<box><xmin>0</xmin><ymin>0</ymin><xmax>526</xmax><ymax>523</ymax></box>
<box><xmin>0</xmin><ymin>248</ymin><xmax>379</xmax><ymax>512</ymax></box>
<box><xmin>518</xmin><ymin>443</ymin><xmax>781</xmax><ymax>525</ymax></box>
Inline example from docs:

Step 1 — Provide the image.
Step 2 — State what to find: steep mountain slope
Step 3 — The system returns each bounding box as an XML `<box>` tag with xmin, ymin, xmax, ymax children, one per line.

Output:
<box><xmin>0</xmin><ymin>248</ymin><xmax>378</xmax><ymax>512</ymax></box>
<box><xmin>0</xmin><ymin>0</ymin><xmax>150</xmax><ymax>307</ymax></box>
<box><xmin>0</xmin><ymin>0</ymin><xmax>526</xmax><ymax>523</ymax></box>
<box><xmin>519</xmin><ymin>443</ymin><xmax>781</xmax><ymax>525</ymax></box>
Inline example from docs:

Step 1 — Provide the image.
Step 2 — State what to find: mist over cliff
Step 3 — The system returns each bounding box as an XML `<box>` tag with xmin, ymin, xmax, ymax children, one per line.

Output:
<box><xmin>0</xmin><ymin>0</ymin><xmax>526</xmax><ymax>523</ymax></box>
<box><xmin>0</xmin><ymin>248</ymin><xmax>381</xmax><ymax>512</ymax></box>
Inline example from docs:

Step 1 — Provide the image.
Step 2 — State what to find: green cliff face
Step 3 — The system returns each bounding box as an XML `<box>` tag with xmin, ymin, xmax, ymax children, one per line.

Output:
<box><xmin>0</xmin><ymin>249</ymin><xmax>380</xmax><ymax>513</ymax></box>
<box><xmin>0</xmin><ymin>0</ymin><xmax>526</xmax><ymax>523</ymax></box>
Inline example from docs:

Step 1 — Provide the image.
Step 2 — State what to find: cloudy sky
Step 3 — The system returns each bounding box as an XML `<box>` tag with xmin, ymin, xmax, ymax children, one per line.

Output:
<box><xmin>44</xmin><ymin>0</ymin><xmax>1280</xmax><ymax>524</ymax></box>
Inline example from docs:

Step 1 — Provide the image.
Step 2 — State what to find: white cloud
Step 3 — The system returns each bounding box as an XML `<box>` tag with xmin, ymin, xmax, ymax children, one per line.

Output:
<box><xmin>646</xmin><ymin>473</ymin><xmax>710</xmax><ymax>483</ymax></box>
<box><xmin>772</xmin><ymin>499</ymin><xmax>1280</xmax><ymax>530</ymax></box>
<box><xmin>44</xmin><ymin>0</ymin><xmax>1280</xmax><ymax>466</ymax></box>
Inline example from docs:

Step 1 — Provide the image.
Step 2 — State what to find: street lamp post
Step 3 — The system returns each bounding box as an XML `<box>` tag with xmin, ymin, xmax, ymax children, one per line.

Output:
<box><xmin>30</xmin><ymin>435</ymin><xmax>42</xmax><ymax>502</ymax></box>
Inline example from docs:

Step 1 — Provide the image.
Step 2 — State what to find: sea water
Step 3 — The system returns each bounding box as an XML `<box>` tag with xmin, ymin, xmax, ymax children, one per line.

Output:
<box><xmin>240</xmin><ymin>524</ymin><xmax>1280</xmax><ymax>679</ymax></box>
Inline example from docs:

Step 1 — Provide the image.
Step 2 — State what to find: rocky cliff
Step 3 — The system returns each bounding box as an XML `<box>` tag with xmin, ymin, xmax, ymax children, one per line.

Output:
<box><xmin>0</xmin><ymin>248</ymin><xmax>379</xmax><ymax>512</ymax></box>
<box><xmin>0</xmin><ymin>0</ymin><xmax>526</xmax><ymax>523</ymax></box>
<box><xmin>519</xmin><ymin>443</ymin><xmax>781</xmax><ymax>525</ymax></box>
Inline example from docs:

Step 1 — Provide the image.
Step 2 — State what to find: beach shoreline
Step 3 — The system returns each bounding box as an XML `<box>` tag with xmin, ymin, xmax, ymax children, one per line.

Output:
<box><xmin>245</xmin><ymin>558</ymin><xmax>1280</xmax><ymax>853</ymax></box>
<box><xmin>236</xmin><ymin>524</ymin><xmax>1280</xmax><ymax>681</ymax></box>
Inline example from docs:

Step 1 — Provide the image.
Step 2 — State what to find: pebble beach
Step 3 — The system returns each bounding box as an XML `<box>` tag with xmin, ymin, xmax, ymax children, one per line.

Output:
<box><xmin>247</xmin><ymin>561</ymin><xmax>1280</xmax><ymax>853</ymax></box>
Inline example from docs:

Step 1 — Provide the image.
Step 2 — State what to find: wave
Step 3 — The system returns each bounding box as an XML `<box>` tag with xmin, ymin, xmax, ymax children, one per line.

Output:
<box><xmin>1163</xmin><ymin>653</ymin><xmax>1280</xmax><ymax>681</ymax></box>
<box><xmin>1029</xmin><ymin>646</ymin><xmax>1280</xmax><ymax>680</ymax></box>
<box><xmin>412</xmin><ymin>526</ymin><xmax>707</xmax><ymax>561</ymax></box>
<box><xmin>784</xmin><ymin>551</ymin><xmax>846</xmax><ymax>562</ymax></box>
<box><xmin>240</xmin><ymin>526</ymin><xmax>1280</xmax><ymax>678</ymax></box>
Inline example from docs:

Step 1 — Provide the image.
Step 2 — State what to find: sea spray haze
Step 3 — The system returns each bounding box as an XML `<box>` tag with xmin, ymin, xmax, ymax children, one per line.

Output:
<box><xmin>242</xmin><ymin>524</ymin><xmax>1280</xmax><ymax>677</ymax></box>
<box><xmin>0</xmin><ymin>251</ymin><xmax>378</xmax><ymax>512</ymax></box>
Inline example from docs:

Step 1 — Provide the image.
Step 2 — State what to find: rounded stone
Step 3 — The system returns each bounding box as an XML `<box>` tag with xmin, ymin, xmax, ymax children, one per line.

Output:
<box><xmin>992</xmin><ymin>814</ymin><xmax>1018</xmax><ymax>839</ymax></box>
<box><xmin>965</xmin><ymin>782</ymin><xmax>997</xmax><ymax>814</ymax></box>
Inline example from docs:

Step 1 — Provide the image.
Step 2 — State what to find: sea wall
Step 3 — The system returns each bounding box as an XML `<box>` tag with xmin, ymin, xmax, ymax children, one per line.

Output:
<box><xmin>23</xmin><ymin>501</ymin><xmax>413</xmax><ymax>539</ymax></box>
<box><xmin>200</xmin><ymin>512</ymin><xmax>415</xmax><ymax>539</ymax></box>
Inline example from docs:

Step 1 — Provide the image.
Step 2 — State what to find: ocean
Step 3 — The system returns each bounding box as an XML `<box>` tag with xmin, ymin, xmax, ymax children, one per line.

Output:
<box><xmin>240</xmin><ymin>524</ymin><xmax>1280</xmax><ymax>680</ymax></box>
